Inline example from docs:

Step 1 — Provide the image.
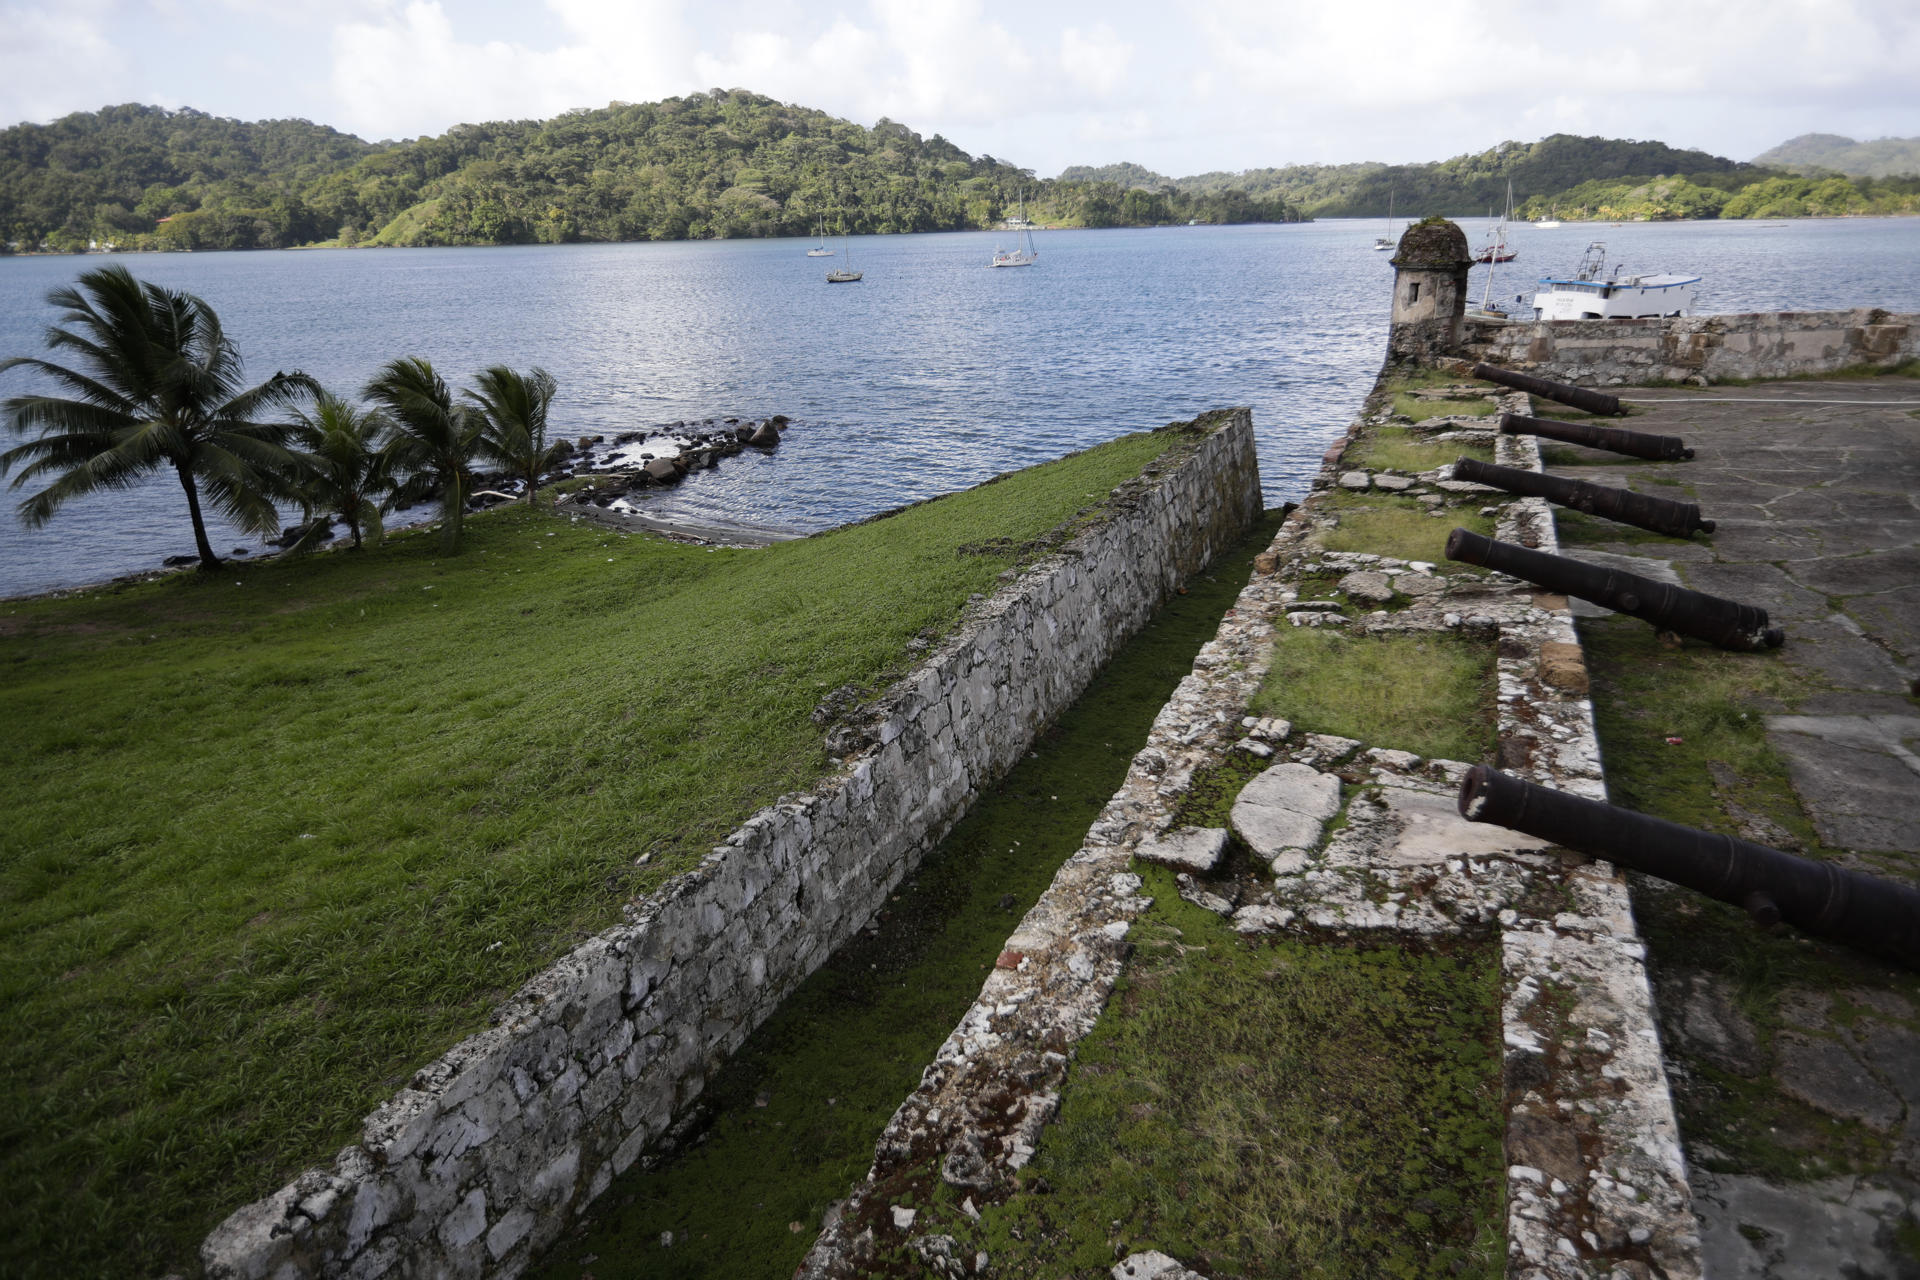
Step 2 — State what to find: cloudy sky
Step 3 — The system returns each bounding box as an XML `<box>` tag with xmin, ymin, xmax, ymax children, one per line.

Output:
<box><xmin>2</xmin><ymin>0</ymin><xmax>1915</xmax><ymax>176</ymax></box>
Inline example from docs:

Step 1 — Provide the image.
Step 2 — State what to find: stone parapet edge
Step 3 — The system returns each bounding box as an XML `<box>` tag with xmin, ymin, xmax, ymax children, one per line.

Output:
<box><xmin>796</xmin><ymin>389</ymin><xmax>1704</xmax><ymax>1278</ymax></box>
<box><xmin>198</xmin><ymin>411</ymin><xmax>1263</xmax><ymax>1280</ymax></box>
<box><xmin>1458</xmin><ymin>308</ymin><xmax>1916</xmax><ymax>387</ymax></box>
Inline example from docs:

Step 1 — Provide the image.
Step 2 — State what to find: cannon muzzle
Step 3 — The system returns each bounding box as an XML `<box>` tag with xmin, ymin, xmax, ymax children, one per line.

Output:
<box><xmin>1452</xmin><ymin>458</ymin><xmax>1714</xmax><ymax>538</ymax></box>
<box><xmin>1459</xmin><ymin>766</ymin><xmax>1920</xmax><ymax>969</ymax></box>
<box><xmin>1470</xmin><ymin>363</ymin><xmax>1624</xmax><ymax>416</ymax></box>
<box><xmin>1445</xmin><ymin>528</ymin><xmax>1783</xmax><ymax>650</ymax></box>
<box><xmin>1498</xmin><ymin>412</ymin><xmax>1693</xmax><ymax>461</ymax></box>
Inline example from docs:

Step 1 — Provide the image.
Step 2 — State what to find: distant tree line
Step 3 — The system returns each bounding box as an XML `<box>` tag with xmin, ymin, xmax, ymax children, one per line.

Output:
<box><xmin>0</xmin><ymin>265</ymin><xmax>564</xmax><ymax>568</ymax></box>
<box><xmin>0</xmin><ymin>94</ymin><xmax>1305</xmax><ymax>254</ymax></box>
<box><xmin>1061</xmin><ymin>133</ymin><xmax>1920</xmax><ymax>222</ymax></box>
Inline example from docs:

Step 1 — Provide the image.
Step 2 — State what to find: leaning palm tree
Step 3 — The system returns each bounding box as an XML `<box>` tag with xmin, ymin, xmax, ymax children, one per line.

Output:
<box><xmin>466</xmin><ymin>365</ymin><xmax>565</xmax><ymax>506</ymax></box>
<box><xmin>286</xmin><ymin>392</ymin><xmax>393</xmax><ymax>552</ymax></box>
<box><xmin>0</xmin><ymin>264</ymin><xmax>316</xmax><ymax>571</ymax></box>
<box><xmin>364</xmin><ymin>356</ymin><xmax>482</xmax><ymax>554</ymax></box>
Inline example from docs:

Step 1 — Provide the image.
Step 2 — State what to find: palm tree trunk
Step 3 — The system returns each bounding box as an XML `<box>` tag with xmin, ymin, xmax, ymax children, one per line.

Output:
<box><xmin>441</xmin><ymin>470</ymin><xmax>464</xmax><ymax>552</ymax></box>
<box><xmin>176</xmin><ymin>464</ymin><xmax>221</xmax><ymax>570</ymax></box>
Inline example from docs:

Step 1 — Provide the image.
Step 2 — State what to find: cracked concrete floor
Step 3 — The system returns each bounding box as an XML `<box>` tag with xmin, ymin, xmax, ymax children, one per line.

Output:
<box><xmin>1545</xmin><ymin>377</ymin><xmax>1920</xmax><ymax>1280</ymax></box>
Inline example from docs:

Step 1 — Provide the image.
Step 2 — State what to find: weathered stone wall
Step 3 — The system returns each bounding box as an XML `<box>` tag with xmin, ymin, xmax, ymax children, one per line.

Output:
<box><xmin>199</xmin><ymin>412</ymin><xmax>1262</xmax><ymax>1280</ymax></box>
<box><xmin>1458</xmin><ymin>309</ymin><xmax>1917</xmax><ymax>385</ymax></box>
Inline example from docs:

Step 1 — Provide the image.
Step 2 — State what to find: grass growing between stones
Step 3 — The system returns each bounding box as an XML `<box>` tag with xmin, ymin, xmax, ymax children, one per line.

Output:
<box><xmin>1577</xmin><ymin>613</ymin><xmax>1919</xmax><ymax>1182</ymax></box>
<box><xmin>0</xmin><ymin>427</ymin><xmax>1185</xmax><ymax>1279</ymax></box>
<box><xmin>1552</xmin><ymin>507</ymin><xmax>1708</xmax><ymax>550</ymax></box>
<box><xmin>1248</xmin><ymin>630</ymin><xmax>1498</xmax><ymax>763</ymax></box>
<box><xmin>947</xmin><ymin>869</ymin><xmax>1505</xmax><ymax>1279</ymax></box>
<box><xmin>527</xmin><ymin>512</ymin><xmax>1289</xmax><ymax>1279</ymax></box>
<box><xmin>1345</xmin><ymin>426</ymin><xmax>1494</xmax><ymax>475</ymax></box>
<box><xmin>1315</xmin><ymin>493</ymin><xmax>1495</xmax><ymax>563</ymax></box>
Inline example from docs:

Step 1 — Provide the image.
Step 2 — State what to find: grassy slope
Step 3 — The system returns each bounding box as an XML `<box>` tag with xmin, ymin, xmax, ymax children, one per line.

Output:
<box><xmin>0</xmin><ymin>428</ymin><xmax>1174</xmax><ymax>1278</ymax></box>
<box><xmin>532</xmin><ymin>511</ymin><xmax>1288</xmax><ymax>1279</ymax></box>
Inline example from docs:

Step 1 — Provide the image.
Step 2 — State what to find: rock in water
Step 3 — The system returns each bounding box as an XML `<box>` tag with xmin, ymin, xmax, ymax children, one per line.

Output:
<box><xmin>748</xmin><ymin>421</ymin><xmax>781</xmax><ymax>447</ymax></box>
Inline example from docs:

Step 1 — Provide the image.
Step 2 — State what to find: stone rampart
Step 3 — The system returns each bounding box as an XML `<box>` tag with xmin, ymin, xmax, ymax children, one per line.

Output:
<box><xmin>198</xmin><ymin>412</ymin><xmax>1261</xmax><ymax>1280</ymax></box>
<box><xmin>1458</xmin><ymin>309</ymin><xmax>1917</xmax><ymax>385</ymax></box>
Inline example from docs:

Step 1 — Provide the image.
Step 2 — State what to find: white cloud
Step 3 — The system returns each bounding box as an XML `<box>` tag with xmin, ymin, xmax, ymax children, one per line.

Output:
<box><xmin>0</xmin><ymin>1</ymin><xmax>131</xmax><ymax>124</ymax></box>
<box><xmin>1059</xmin><ymin>23</ymin><xmax>1130</xmax><ymax>97</ymax></box>
<box><xmin>328</xmin><ymin>0</ymin><xmax>696</xmax><ymax>138</ymax></box>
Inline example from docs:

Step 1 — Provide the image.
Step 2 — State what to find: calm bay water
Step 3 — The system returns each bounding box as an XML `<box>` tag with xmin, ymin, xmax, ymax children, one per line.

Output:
<box><xmin>3</xmin><ymin>216</ymin><xmax>1918</xmax><ymax>598</ymax></box>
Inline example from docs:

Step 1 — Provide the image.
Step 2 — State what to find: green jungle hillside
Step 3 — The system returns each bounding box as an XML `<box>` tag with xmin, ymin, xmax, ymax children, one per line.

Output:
<box><xmin>1752</xmin><ymin>132</ymin><xmax>1920</xmax><ymax>179</ymax></box>
<box><xmin>0</xmin><ymin>91</ymin><xmax>1302</xmax><ymax>253</ymax></box>
<box><xmin>1061</xmin><ymin>133</ymin><xmax>1920</xmax><ymax>222</ymax></box>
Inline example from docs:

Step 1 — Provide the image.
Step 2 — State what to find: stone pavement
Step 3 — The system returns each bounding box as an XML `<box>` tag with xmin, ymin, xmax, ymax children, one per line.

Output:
<box><xmin>1545</xmin><ymin>377</ymin><xmax>1920</xmax><ymax>1280</ymax></box>
<box><xmin>1564</xmin><ymin>379</ymin><xmax>1920</xmax><ymax>858</ymax></box>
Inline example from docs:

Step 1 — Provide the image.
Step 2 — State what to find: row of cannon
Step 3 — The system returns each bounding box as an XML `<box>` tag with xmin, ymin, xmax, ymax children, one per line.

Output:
<box><xmin>1440</xmin><ymin>363</ymin><xmax>1919</xmax><ymax>969</ymax></box>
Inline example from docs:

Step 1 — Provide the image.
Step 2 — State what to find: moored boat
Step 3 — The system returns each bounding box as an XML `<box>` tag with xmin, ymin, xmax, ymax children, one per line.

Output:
<box><xmin>1531</xmin><ymin>241</ymin><xmax>1698</xmax><ymax>320</ymax></box>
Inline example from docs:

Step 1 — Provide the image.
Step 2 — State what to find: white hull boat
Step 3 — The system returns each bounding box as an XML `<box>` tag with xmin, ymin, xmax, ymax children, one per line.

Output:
<box><xmin>1532</xmin><ymin>241</ymin><xmax>1697</xmax><ymax>321</ymax></box>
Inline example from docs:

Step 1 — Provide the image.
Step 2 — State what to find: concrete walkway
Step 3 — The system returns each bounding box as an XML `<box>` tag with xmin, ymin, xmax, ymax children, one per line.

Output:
<box><xmin>1593</xmin><ymin>378</ymin><xmax>1920</xmax><ymax>858</ymax></box>
<box><xmin>1545</xmin><ymin>377</ymin><xmax>1920</xmax><ymax>1280</ymax></box>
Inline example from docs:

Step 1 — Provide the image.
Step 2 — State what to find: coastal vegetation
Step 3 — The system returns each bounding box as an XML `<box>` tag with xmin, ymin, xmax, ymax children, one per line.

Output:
<box><xmin>1064</xmin><ymin>133</ymin><xmax>1920</xmax><ymax>222</ymax></box>
<box><xmin>0</xmin><ymin>94</ymin><xmax>1302</xmax><ymax>254</ymax></box>
<box><xmin>7</xmin><ymin>101</ymin><xmax>1913</xmax><ymax>255</ymax></box>
<box><xmin>1752</xmin><ymin>132</ymin><xmax>1920</xmax><ymax>180</ymax></box>
<box><xmin>0</xmin><ymin>422</ymin><xmax>1186</xmax><ymax>1278</ymax></box>
<box><xmin>0</xmin><ymin>264</ymin><xmax>317</xmax><ymax>570</ymax></box>
<box><xmin>0</xmin><ymin>267</ymin><xmax>563</xmax><ymax>564</ymax></box>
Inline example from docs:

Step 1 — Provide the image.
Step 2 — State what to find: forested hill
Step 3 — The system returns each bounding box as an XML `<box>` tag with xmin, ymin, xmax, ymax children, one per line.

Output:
<box><xmin>1064</xmin><ymin>132</ymin><xmax>1920</xmax><ymax>222</ymax></box>
<box><xmin>0</xmin><ymin>104</ymin><xmax>386</xmax><ymax>250</ymax></box>
<box><xmin>1752</xmin><ymin>133</ymin><xmax>1920</xmax><ymax>179</ymax></box>
<box><xmin>1068</xmin><ymin>135</ymin><xmax>1759</xmax><ymax>216</ymax></box>
<box><xmin>0</xmin><ymin>92</ymin><xmax>1302</xmax><ymax>253</ymax></box>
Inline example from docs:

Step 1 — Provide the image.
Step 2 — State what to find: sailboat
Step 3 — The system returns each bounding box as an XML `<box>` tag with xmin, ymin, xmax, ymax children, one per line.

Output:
<box><xmin>806</xmin><ymin>218</ymin><xmax>833</xmax><ymax>257</ymax></box>
<box><xmin>991</xmin><ymin>194</ymin><xmax>1038</xmax><ymax>268</ymax></box>
<box><xmin>1373</xmin><ymin>189</ymin><xmax>1395</xmax><ymax>250</ymax></box>
<box><xmin>826</xmin><ymin>223</ymin><xmax>861</xmax><ymax>283</ymax></box>
<box><xmin>1471</xmin><ymin>181</ymin><xmax>1518</xmax><ymax>264</ymax></box>
<box><xmin>1532</xmin><ymin>204</ymin><xmax>1562</xmax><ymax>229</ymax></box>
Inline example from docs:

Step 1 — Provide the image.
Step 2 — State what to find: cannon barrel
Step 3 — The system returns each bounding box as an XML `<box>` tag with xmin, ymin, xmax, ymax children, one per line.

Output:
<box><xmin>1459</xmin><ymin>766</ymin><xmax>1920</xmax><ymax>969</ymax></box>
<box><xmin>1470</xmin><ymin>363</ymin><xmax>1624</xmax><ymax>416</ymax></box>
<box><xmin>1445</xmin><ymin>528</ymin><xmax>1783</xmax><ymax>650</ymax></box>
<box><xmin>1452</xmin><ymin>457</ymin><xmax>1715</xmax><ymax>538</ymax></box>
<box><xmin>1498</xmin><ymin>411</ymin><xmax>1693</xmax><ymax>461</ymax></box>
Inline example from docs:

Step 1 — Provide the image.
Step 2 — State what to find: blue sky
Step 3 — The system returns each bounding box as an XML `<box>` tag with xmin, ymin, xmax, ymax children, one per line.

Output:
<box><xmin>2</xmin><ymin>0</ymin><xmax>1915</xmax><ymax>176</ymax></box>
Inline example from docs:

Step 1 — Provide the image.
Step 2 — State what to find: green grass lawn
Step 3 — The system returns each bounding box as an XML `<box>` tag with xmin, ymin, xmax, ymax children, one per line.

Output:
<box><xmin>1250</xmin><ymin>629</ymin><xmax>1498</xmax><ymax>763</ymax></box>
<box><xmin>0</xmin><ymin>426</ymin><xmax>1181</xmax><ymax>1278</ymax></box>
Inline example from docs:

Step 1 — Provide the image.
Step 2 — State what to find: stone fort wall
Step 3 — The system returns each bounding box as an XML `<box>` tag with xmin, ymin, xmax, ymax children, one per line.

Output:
<box><xmin>1456</xmin><ymin>308</ymin><xmax>1916</xmax><ymax>385</ymax></box>
<box><xmin>199</xmin><ymin>411</ymin><xmax>1263</xmax><ymax>1280</ymax></box>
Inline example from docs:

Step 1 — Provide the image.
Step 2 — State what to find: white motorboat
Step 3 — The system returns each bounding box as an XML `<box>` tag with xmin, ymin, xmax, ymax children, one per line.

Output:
<box><xmin>1531</xmin><ymin>241</ymin><xmax>1698</xmax><ymax>321</ymax></box>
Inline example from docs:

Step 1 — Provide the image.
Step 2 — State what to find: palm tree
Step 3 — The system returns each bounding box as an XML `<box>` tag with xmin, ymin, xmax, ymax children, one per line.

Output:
<box><xmin>364</xmin><ymin>356</ymin><xmax>482</xmax><ymax>554</ymax></box>
<box><xmin>466</xmin><ymin>365</ymin><xmax>565</xmax><ymax>506</ymax></box>
<box><xmin>286</xmin><ymin>392</ymin><xmax>392</xmax><ymax>552</ymax></box>
<box><xmin>0</xmin><ymin>264</ymin><xmax>316</xmax><ymax>571</ymax></box>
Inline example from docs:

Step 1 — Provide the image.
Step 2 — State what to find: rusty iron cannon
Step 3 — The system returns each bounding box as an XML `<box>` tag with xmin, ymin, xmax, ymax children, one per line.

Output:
<box><xmin>1451</xmin><ymin>457</ymin><xmax>1714</xmax><ymax>538</ymax></box>
<box><xmin>1458</xmin><ymin>765</ymin><xmax>1920</xmax><ymax>969</ymax></box>
<box><xmin>1470</xmin><ymin>363</ymin><xmax>1624</xmax><ymax>416</ymax></box>
<box><xmin>1498</xmin><ymin>411</ymin><xmax>1693</xmax><ymax>461</ymax></box>
<box><xmin>1445</xmin><ymin>528</ymin><xmax>1783</xmax><ymax>650</ymax></box>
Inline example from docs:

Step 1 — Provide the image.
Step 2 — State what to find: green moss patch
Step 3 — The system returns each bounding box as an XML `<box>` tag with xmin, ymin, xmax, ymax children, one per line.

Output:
<box><xmin>1316</xmin><ymin>492</ymin><xmax>1494</xmax><ymax>563</ymax></box>
<box><xmin>0</xmin><ymin>428</ymin><xmax>1188</xmax><ymax>1278</ymax></box>
<box><xmin>1250</xmin><ymin>630</ymin><xmax>1497</xmax><ymax>763</ymax></box>
<box><xmin>527</xmin><ymin>511</ymin><xmax>1287</xmax><ymax>1279</ymax></box>
<box><xmin>1346</xmin><ymin>426</ymin><xmax>1493</xmax><ymax>475</ymax></box>
<box><xmin>947</xmin><ymin>871</ymin><xmax>1505</xmax><ymax>1279</ymax></box>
